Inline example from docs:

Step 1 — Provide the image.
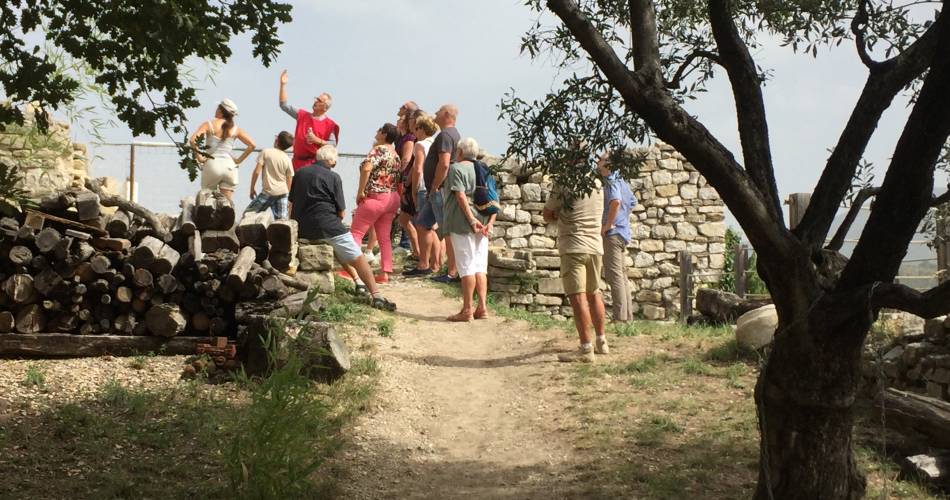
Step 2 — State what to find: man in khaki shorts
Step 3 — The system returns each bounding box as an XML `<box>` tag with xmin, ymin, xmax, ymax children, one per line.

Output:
<box><xmin>543</xmin><ymin>179</ymin><xmax>608</xmax><ymax>363</ymax></box>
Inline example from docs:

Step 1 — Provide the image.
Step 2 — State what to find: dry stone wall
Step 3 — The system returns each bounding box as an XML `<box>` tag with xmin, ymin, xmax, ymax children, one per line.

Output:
<box><xmin>0</xmin><ymin>110</ymin><xmax>88</xmax><ymax>201</ymax></box>
<box><xmin>487</xmin><ymin>142</ymin><xmax>726</xmax><ymax>321</ymax></box>
<box><xmin>871</xmin><ymin>316</ymin><xmax>950</xmax><ymax>402</ymax></box>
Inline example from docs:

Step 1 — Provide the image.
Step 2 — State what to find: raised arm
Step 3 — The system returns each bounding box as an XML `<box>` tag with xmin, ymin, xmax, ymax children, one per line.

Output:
<box><xmin>278</xmin><ymin>70</ymin><xmax>297</xmax><ymax>119</ymax></box>
<box><xmin>232</xmin><ymin>128</ymin><xmax>256</xmax><ymax>165</ymax></box>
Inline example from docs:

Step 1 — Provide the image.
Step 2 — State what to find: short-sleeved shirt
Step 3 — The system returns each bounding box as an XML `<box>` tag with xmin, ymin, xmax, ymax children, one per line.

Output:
<box><xmin>544</xmin><ymin>183</ymin><xmax>605</xmax><ymax>255</ymax></box>
<box><xmin>257</xmin><ymin>148</ymin><xmax>294</xmax><ymax>196</ymax></box>
<box><xmin>363</xmin><ymin>145</ymin><xmax>401</xmax><ymax>194</ymax></box>
<box><xmin>289</xmin><ymin>161</ymin><xmax>348</xmax><ymax>239</ymax></box>
<box><xmin>602</xmin><ymin>171</ymin><xmax>636</xmax><ymax>243</ymax></box>
<box><xmin>422</xmin><ymin>127</ymin><xmax>460</xmax><ymax>192</ymax></box>
<box><xmin>280</xmin><ymin>103</ymin><xmax>340</xmax><ymax>170</ymax></box>
<box><xmin>442</xmin><ymin>161</ymin><xmax>487</xmax><ymax>235</ymax></box>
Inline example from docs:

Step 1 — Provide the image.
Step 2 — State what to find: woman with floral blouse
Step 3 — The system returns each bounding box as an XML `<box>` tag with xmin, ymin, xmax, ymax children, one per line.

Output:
<box><xmin>350</xmin><ymin>122</ymin><xmax>402</xmax><ymax>283</ymax></box>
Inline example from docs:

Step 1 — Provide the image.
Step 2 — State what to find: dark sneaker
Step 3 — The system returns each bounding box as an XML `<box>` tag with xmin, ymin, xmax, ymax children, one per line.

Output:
<box><xmin>402</xmin><ymin>268</ymin><xmax>432</xmax><ymax>277</ymax></box>
<box><xmin>371</xmin><ymin>296</ymin><xmax>397</xmax><ymax>312</ymax></box>
<box><xmin>353</xmin><ymin>283</ymin><xmax>368</xmax><ymax>296</ymax></box>
<box><xmin>430</xmin><ymin>274</ymin><xmax>458</xmax><ymax>284</ymax></box>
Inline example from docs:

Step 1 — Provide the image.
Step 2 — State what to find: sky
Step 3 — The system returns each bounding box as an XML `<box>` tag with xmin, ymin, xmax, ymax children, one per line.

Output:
<box><xmin>63</xmin><ymin>0</ymin><xmax>941</xmax><ymax>231</ymax></box>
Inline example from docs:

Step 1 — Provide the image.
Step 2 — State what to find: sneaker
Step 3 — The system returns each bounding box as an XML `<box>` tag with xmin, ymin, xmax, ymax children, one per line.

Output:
<box><xmin>558</xmin><ymin>347</ymin><xmax>594</xmax><ymax>363</ymax></box>
<box><xmin>430</xmin><ymin>274</ymin><xmax>457</xmax><ymax>284</ymax></box>
<box><xmin>595</xmin><ymin>340</ymin><xmax>609</xmax><ymax>355</ymax></box>
<box><xmin>402</xmin><ymin>268</ymin><xmax>432</xmax><ymax>277</ymax></box>
<box><xmin>353</xmin><ymin>283</ymin><xmax>368</xmax><ymax>296</ymax></box>
<box><xmin>371</xmin><ymin>296</ymin><xmax>397</xmax><ymax>312</ymax></box>
<box><xmin>363</xmin><ymin>251</ymin><xmax>378</xmax><ymax>266</ymax></box>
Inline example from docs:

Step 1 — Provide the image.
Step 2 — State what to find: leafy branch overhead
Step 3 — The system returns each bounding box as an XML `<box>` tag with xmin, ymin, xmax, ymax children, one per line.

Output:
<box><xmin>0</xmin><ymin>0</ymin><xmax>292</xmax><ymax>176</ymax></box>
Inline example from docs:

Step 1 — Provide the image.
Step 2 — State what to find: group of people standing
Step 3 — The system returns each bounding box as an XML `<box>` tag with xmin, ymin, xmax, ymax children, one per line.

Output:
<box><xmin>187</xmin><ymin>71</ymin><xmax>500</xmax><ymax>317</ymax></box>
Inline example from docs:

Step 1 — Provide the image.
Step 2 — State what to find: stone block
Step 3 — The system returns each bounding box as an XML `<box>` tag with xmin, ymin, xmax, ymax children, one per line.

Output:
<box><xmin>521</xmin><ymin>183</ymin><xmax>543</xmax><ymax>202</ymax></box>
<box><xmin>698</xmin><ymin>222</ymin><xmax>726</xmax><ymax>238</ymax></box>
<box><xmin>535</xmin><ymin>295</ymin><xmax>564</xmax><ymax>306</ymax></box>
<box><xmin>698</xmin><ymin>187</ymin><xmax>719</xmax><ymax>200</ymax></box>
<box><xmin>709</xmin><ymin>253</ymin><xmax>725</xmax><ymax>269</ymax></box>
<box><xmin>490</xmin><ymin>281</ymin><xmax>522</xmax><ymax>293</ymax></box>
<box><xmin>653</xmin><ymin>277</ymin><xmax>674</xmax><ymax>289</ymax></box>
<box><xmin>515</xmin><ymin>210</ymin><xmax>532</xmax><ymax>223</ymax></box>
<box><xmin>507</xmin><ymin>224</ymin><xmax>533</xmax><ymax>238</ymax></box>
<box><xmin>640</xmin><ymin>239</ymin><xmax>663</xmax><ymax>252</ymax></box>
<box><xmin>500</xmin><ymin>184</ymin><xmax>522</xmax><ymax>201</ymax></box>
<box><xmin>538</xmin><ymin>278</ymin><xmax>565</xmax><ymax>295</ymax></box>
<box><xmin>652</xmin><ymin>171</ymin><xmax>673</xmax><ymax>185</ymax></box>
<box><xmin>634</xmin><ymin>252</ymin><xmax>655</xmax><ymax>267</ymax></box>
<box><xmin>680</xmin><ymin>184</ymin><xmax>698</xmax><ymax>200</ymax></box>
<box><xmin>531</xmin><ymin>215</ymin><xmax>546</xmax><ymax>225</ymax></box>
<box><xmin>523</xmin><ymin>202</ymin><xmax>546</xmax><ymax>212</ymax></box>
<box><xmin>489</xmin><ymin>251</ymin><xmax>531</xmax><ymax>270</ymax></box>
<box><xmin>671</xmin><ymin>171</ymin><xmax>690</xmax><ymax>183</ymax></box>
<box><xmin>658</xmin><ymin>262</ymin><xmax>679</xmax><ymax>276</ymax></box>
<box><xmin>654</xmin><ymin>252</ymin><xmax>675</xmax><ymax>262</ymax></box>
<box><xmin>509</xmin><ymin>238</ymin><xmax>528</xmax><ymax>249</ymax></box>
<box><xmin>529</xmin><ymin>235</ymin><xmax>556</xmax><ymax>249</ymax></box>
<box><xmin>658</xmin><ymin>158</ymin><xmax>680</xmax><ymax>171</ymax></box>
<box><xmin>510</xmin><ymin>294</ymin><xmax>534</xmax><ymax>305</ymax></box>
<box><xmin>296</xmin><ymin>271</ymin><xmax>334</xmax><ymax>293</ymax></box>
<box><xmin>498</xmin><ymin>204</ymin><xmax>517</xmax><ymax>222</ymax></box>
<box><xmin>651</xmin><ymin>225</ymin><xmax>675</xmax><ymax>239</ymax></box>
<box><xmin>535</xmin><ymin>256</ymin><xmax>561</xmax><ymax>269</ymax></box>
<box><xmin>655</xmin><ymin>184</ymin><xmax>679</xmax><ymax>197</ymax></box>
<box><xmin>637</xmin><ymin>290</ymin><xmax>662</xmax><ymax>302</ymax></box>
<box><xmin>664</xmin><ymin>240</ymin><xmax>687</xmax><ymax>252</ymax></box>
<box><xmin>298</xmin><ymin>243</ymin><xmax>335</xmax><ymax>272</ymax></box>
<box><xmin>642</xmin><ymin>304</ymin><xmax>666</xmax><ymax>320</ymax></box>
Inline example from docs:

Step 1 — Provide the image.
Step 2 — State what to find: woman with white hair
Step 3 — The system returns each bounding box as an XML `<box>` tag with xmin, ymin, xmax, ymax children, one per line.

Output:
<box><xmin>189</xmin><ymin>98</ymin><xmax>256</xmax><ymax>201</ymax></box>
<box><xmin>442</xmin><ymin>137</ymin><xmax>496</xmax><ymax>322</ymax></box>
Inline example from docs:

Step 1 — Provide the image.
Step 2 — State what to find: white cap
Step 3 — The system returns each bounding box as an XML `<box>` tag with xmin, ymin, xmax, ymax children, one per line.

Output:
<box><xmin>218</xmin><ymin>98</ymin><xmax>238</xmax><ymax>116</ymax></box>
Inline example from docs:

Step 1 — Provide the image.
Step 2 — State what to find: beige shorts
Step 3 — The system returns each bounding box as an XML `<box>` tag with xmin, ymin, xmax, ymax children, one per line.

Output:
<box><xmin>201</xmin><ymin>156</ymin><xmax>238</xmax><ymax>190</ymax></box>
<box><xmin>560</xmin><ymin>253</ymin><xmax>603</xmax><ymax>296</ymax></box>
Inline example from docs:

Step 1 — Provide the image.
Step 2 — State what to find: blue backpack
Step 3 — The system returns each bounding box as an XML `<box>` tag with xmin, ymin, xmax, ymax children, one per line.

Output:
<box><xmin>472</xmin><ymin>160</ymin><xmax>501</xmax><ymax>216</ymax></box>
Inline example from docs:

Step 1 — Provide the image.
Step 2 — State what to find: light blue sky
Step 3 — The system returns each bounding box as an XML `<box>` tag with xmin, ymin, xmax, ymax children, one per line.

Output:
<box><xmin>69</xmin><ymin>0</ymin><xmax>936</xmax><ymax>223</ymax></box>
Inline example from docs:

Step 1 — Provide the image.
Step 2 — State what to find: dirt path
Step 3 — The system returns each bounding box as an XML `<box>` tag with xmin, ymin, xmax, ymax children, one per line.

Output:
<box><xmin>337</xmin><ymin>279</ymin><xmax>592</xmax><ymax>499</ymax></box>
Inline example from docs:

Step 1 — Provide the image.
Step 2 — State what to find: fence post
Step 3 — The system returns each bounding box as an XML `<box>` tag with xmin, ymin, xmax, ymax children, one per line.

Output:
<box><xmin>787</xmin><ymin>193</ymin><xmax>812</xmax><ymax>230</ymax></box>
<box><xmin>129</xmin><ymin>143</ymin><xmax>136</xmax><ymax>202</ymax></box>
<box><xmin>735</xmin><ymin>244</ymin><xmax>748</xmax><ymax>299</ymax></box>
<box><xmin>678</xmin><ymin>250</ymin><xmax>693</xmax><ymax>323</ymax></box>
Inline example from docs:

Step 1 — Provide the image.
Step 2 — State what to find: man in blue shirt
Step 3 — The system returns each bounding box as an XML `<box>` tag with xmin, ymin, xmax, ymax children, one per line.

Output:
<box><xmin>597</xmin><ymin>151</ymin><xmax>637</xmax><ymax>322</ymax></box>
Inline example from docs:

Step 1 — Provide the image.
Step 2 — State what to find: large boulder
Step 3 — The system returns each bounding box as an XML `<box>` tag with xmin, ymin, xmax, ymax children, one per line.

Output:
<box><xmin>736</xmin><ymin>304</ymin><xmax>777</xmax><ymax>350</ymax></box>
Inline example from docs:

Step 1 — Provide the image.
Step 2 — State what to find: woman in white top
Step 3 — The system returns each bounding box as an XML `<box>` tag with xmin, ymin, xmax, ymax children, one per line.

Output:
<box><xmin>188</xmin><ymin>98</ymin><xmax>256</xmax><ymax>201</ymax></box>
<box><xmin>409</xmin><ymin>112</ymin><xmax>440</xmax><ymax>272</ymax></box>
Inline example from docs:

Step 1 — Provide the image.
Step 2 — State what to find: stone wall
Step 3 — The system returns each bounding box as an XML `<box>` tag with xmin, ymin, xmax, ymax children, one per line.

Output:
<box><xmin>872</xmin><ymin>316</ymin><xmax>950</xmax><ymax>402</ymax></box>
<box><xmin>486</xmin><ymin>142</ymin><xmax>726</xmax><ymax>321</ymax></box>
<box><xmin>0</xmin><ymin>110</ymin><xmax>88</xmax><ymax>201</ymax></box>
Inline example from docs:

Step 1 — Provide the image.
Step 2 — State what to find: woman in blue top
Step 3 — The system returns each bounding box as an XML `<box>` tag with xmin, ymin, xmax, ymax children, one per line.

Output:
<box><xmin>597</xmin><ymin>151</ymin><xmax>637</xmax><ymax>322</ymax></box>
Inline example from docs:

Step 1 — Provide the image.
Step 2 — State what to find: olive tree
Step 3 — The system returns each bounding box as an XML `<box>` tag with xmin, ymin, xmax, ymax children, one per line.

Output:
<box><xmin>501</xmin><ymin>0</ymin><xmax>950</xmax><ymax>498</ymax></box>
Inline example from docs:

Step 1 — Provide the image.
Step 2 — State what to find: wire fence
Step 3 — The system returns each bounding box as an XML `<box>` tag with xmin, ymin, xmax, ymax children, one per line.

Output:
<box><xmin>86</xmin><ymin>141</ymin><xmax>366</xmax><ymax>221</ymax></box>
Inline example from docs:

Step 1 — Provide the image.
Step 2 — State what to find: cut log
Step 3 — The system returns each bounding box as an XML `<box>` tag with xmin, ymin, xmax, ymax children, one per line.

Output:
<box><xmin>15</xmin><ymin>304</ymin><xmax>46</xmax><ymax>333</ymax></box>
<box><xmin>33</xmin><ymin>269</ymin><xmax>65</xmax><ymax>296</ymax></box>
<box><xmin>695</xmin><ymin>288</ymin><xmax>773</xmax><ymax>324</ymax></box>
<box><xmin>24</xmin><ymin>209</ymin><xmax>106</xmax><ymax>237</ymax></box>
<box><xmin>35</xmin><ymin>227</ymin><xmax>62</xmax><ymax>253</ymax></box>
<box><xmin>176</xmin><ymin>195</ymin><xmax>197</xmax><ymax>236</ymax></box>
<box><xmin>0</xmin><ymin>311</ymin><xmax>13</xmax><ymax>333</ymax></box>
<box><xmin>145</xmin><ymin>303</ymin><xmax>187</xmax><ymax>337</ymax></box>
<box><xmin>64</xmin><ymin>229</ymin><xmax>92</xmax><ymax>241</ymax></box>
<box><xmin>236</xmin><ymin>210</ymin><xmax>273</xmax><ymax>247</ymax></box>
<box><xmin>149</xmin><ymin>244</ymin><xmax>180</xmax><ymax>275</ymax></box>
<box><xmin>132</xmin><ymin>268</ymin><xmax>154</xmax><ymax>288</ymax></box>
<box><xmin>131</xmin><ymin>235</ymin><xmax>165</xmax><ymax>268</ymax></box>
<box><xmin>71</xmin><ymin>261</ymin><xmax>96</xmax><ymax>283</ymax></box>
<box><xmin>30</xmin><ymin>255</ymin><xmax>49</xmax><ymax>271</ymax></box>
<box><xmin>266</xmin><ymin>219</ymin><xmax>298</xmax><ymax>253</ymax></box>
<box><xmin>188</xmin><ymin>233</ymin><xmax>204</xmax><ymax>261</ymax></box>
<box><xmin>190</xmin><ymin>311</ymin><xmax>211</xmax><ymax>332</ymax></box>
<box><xmin>48</xmin><ymin>313</ymin><xmax>78</xmax><ymax>333</ymax></box>
<box><xmin>106</xmin><ymin>210</ymin><xmax>132</xmax><ymax>238</ymax></box>
<box><xmin>73</xmin><ymin>191</ymin><xmax>100</xmax><ymax>221</ymax></box>
<box><xmin>52</xmin><ymin>236</ymin><xmax>73</xmax><ymax>262</ymax></box>
<box><xmin>115</xmin><ymin>286</ymin><xmax>134</xmax><ymax>303</ymax></box>
<box><xmin>86</xmin><ymin>178</ymin><xmax>171</xmax><ymax>242</ymax></box>
<box><xmin>227</xmin><ymin>246</ymin><xmax>257</xmax><ymax>289</ymax></box>
<box><xmin>261</xmin><ymin>274</ymin><xmax>289</xmax><ymax>298</ymax></box>
<box><xmin>72</xmin><ymin>241</ymin><xmax>95</xmax><ymax>263</ymax></box>
<box><xmin>9</xmin><ymin>246</ymin><xmax>32</xmax><ymax>266</ymax></box>
<box><xmin>260</xmin><ymin>260</ymin><xmax>309</xmax><ymax>290</ymax></box>
<box><xmin>0</xmin><ymin>333</ymin><xmax>209</xmax><ymax>357</ymax></box>
<box><xmin>877</xmin><ymin>388</ymin><xmax>950</xmax><ymax>450</ymax></box>
<box><xmin>156</xmin><ymin>274</ymin><xmax>179</xmax><ymax>294</ymax></box>
<box><xmin>4</xmin><ymin>274</ymin><xmax>38</xmax><ymax>304</ymax></box>
<box><xmin>92</xmin><ymin>237</ymin><xmax>131</xmax><ymax>252</ymax></box>
<box><xmin>201</xmin><ymin>230</ymin><xmax>240</xmax><ymax>253</ymax></box>
<box><xmin>113</xmin><ymin>313</ymin><xmax>136</xmax><ymax>335</ymax></box>
<box><xmin>194</xmin><ymin>189</ymin><xmax>236</xmax><ymax>231</ymax></box>
<box><xmin>89</xmin><ymin>254</ymin><xmax>112</xmax><ymax>274</ymax></box>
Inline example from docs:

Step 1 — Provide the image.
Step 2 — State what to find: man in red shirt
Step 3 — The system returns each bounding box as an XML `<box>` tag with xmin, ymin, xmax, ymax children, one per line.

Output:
<box><xmin>278</xmin><ymin>70</ymin><xmax>341</xmax><ymax>170</ymax></box>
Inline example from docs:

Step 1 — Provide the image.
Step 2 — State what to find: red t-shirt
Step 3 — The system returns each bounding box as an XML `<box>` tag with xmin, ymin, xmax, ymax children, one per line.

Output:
<box><xmin>292</xmin><ymin>110</ymin><xmax>340</xmax><ymax>170</ymax></box>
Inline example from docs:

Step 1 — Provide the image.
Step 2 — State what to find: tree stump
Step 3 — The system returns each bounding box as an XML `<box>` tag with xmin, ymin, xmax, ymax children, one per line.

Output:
<box><xmin>145</xmin><ymin>304</ymin><xmax>187</xmax><ymax>337</ymax></box>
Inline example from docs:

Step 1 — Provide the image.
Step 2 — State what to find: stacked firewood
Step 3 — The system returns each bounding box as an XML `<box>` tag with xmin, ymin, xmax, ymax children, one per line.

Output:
<box><xmin>0</xmin><ymin>182</ymin><xmax>299</xmax><ymax>339</ymax></box>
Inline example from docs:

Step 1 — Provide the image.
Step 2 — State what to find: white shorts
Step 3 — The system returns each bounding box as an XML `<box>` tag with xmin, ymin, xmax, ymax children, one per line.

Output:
<box><xmin>449</xmin><ymin>232</ymin><xmax>489</xmax><ymax>277</ymax></box>
<box><xmin>201</xmin><ymin>156</ymin><xmax>239</xmax><ymax>190</ymax></box>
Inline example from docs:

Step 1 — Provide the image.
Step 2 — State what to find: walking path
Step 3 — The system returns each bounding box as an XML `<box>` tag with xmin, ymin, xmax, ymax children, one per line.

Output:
<box><xmin>338</xmin><ymin>279</ymin><xmax>595</xmax><ymax>499</ymax></box>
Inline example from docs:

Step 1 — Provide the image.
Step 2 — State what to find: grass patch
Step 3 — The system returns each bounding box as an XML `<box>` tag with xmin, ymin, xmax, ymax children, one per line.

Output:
<box><xmin>682</xmin><ymin>357</ymin><xmax>713</xmax><ymax>375</ymax></box>
<box><xmin>376</xmin><ymin>318</ymin><xmax>395</xmax><ymax>338</ymax></box>
<box><xmin>609</xmin><ymin>321</ymin><xmax>640</xmax><ymax>337</ymax></box>
<box><xmin>857</xmin><ymin>446</ymin><xmax>946</xmax><ymax>499</ymax></box>
<box><xmin>705</xmin><ymin>338</ymin><xmax>759</xmax><ymax>364</ymax></box>
<box><xmin>21</xmin><ymin>365</ymin><xmax>46</xmax><ymax>388</ymax></box>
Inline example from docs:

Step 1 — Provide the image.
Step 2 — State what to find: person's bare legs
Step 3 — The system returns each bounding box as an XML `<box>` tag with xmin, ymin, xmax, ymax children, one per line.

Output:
<box><xmin>587</xmin><ymin>292</ymin><xmax>606</xmax><ymax>336</ymax></box>
<box><xmin>344</xmin><ymin>256</ymin><xmax>381</xmax><ymax>296</ymax></box>
<box><xmin>398</xmin><ymin>212</ymin><xmax>419</xmax><ymax>256</ymax></box>
<box><xmin>416</xmin><ymin>226</ymin><xmax>433</xmax><ymax>271</ymax></box>
<box><xmin>474</xmin><ymin>273</ymin><xmax>489</xmax><ymax>318</ymax></box>
<box><xmin>445</xmin><ymin>236</ymin><xmax>457</xmax><ymax>277</ymax></box>
<box><xmin>220</xmin><ymin>188</ymin><xmax>234</xmax><ymax>202</ymax></box>
<box><xmin>366</xmin><ymin>227</ymin><xmax>378</xmax><ymax>254</ymax></box>
<box><xmin>449</xmin><ymin>274</ymin><xmax>476</xmax><ymax>321</ymax></box>
<box><xmin>433</xmin><ymin>235</ymin><xmax>444</xmax><ymax>271</ymax></box>
<box><xmin>568</xmin><ymin>293</ymin><xmax>593</xmax><ymax>344</ymax></box>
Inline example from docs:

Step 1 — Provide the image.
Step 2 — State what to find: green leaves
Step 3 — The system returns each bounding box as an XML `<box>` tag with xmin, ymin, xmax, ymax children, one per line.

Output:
<box><xmin>0</xmin><ymin>0</ymin><xmax>292</xmax><ymax>172</ymax></box>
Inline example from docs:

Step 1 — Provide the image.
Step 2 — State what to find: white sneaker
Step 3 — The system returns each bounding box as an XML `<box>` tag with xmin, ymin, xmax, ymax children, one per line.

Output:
<box><xmin>558</xmin><ymin>347</ymin><xmax>594</xmax><ymax>363</ymax></box>
<box><xmin>595</xmin><ymin>339</ymin><xmax>609</xmax><ymax>355</ymax></box>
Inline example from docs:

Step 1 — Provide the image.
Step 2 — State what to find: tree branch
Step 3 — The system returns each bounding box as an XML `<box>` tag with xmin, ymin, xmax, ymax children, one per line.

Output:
<box><xmin>826</xmin><ymin>186</ymin><xmax>880</xmax><ymax>251</ymax></box>
<box><xmin>545</xmin><ymin>0</ymin><xmax>802</xmax><ymax>271</ymax></box>
<box><xmin>839</xmin><ymin>9</ymin><xmax>950</xmax><ymax>288</ymax></box>
<box><xmin>627</xmin><ymin>0</ymin><xmax>662</xmax><ymax>78</ymax></box>
<box><xmin>666</xmin><ymin>49</ymin><xmax>722</xmax><ymax>89</ymax></box>
<box><xmin>794</xmin><ymin>13</ymin><xmax>944</xmax><ymax>252</ymax></box>
<box><xmin>872</xmin><ymin>280</ymin><xmax>950</xmax><ymax>319</ymax></box>
<box><xmin>851</xmin><ymin>0</ymin><xmax>885</xmax><ymax>70</ymax></box>
<box><xmin>707</xmin><ymin>0</ymin><xmax>782</xmax><ymax>222</ymax></box>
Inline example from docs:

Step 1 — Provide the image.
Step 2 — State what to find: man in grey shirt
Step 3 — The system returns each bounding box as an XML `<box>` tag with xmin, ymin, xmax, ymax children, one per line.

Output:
<box><xmin>404</xmin><ymin>104</ymin><xmax>461</xmax><ymax>280</ymax></box>
<box><xmin>278</xmin><ymin>69</ymin><xmax>340</xmax><ymax>170</ymax></box>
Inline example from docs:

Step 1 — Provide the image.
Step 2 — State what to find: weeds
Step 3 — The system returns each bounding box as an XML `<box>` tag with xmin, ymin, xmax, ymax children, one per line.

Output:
<box><xmin>682</xmin><ymin>357</ymin><xmax>713</xmax><ymax>375</ymax></box>
<box><xmin>22</xmin><ymin>365</ymin><xmax>46</xmax><ymax>388</ymax></box>
<box><xmin>376</xmin><ymin>319</ymin><xmax>395</xmax><ymax>338</ymax></box>
<box><xmin>609</xmin><ymin>321</ymin><xmax>640</xmax><ymax>337</ymax></box>
<box><xmin>99</xmin><ymin>379</ymin><xmax>150</xmax><ymax>418</ymax></box>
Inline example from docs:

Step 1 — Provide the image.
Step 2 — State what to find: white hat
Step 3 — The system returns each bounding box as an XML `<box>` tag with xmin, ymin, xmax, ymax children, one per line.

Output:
<box><xmin>218</xmin><ymin>98</ymin><xmax>238</xmax><ymax>116</ymax></box>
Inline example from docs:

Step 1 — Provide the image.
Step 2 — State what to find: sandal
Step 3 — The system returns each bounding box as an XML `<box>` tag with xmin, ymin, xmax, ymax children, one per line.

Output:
<box><xmin>474</xmin><ymin>309</ymin><xmax>489</xmax><ymax>320</ymax></box>
<box><xmin>447</xmin><ymin>312</ymin><xmax>473</xmax><ymax>322</ymax></box>
<box><xmin>371</xmin><ymin>296</ymin><xmax>397</xmax><ymax>312</ymax></box>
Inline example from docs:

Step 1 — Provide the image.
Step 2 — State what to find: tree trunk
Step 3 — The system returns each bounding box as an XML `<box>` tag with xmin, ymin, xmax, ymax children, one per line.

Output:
<box><xmin>754</xmin><ymin>303</ymin><xmax>870</xmax><ymax>500</ymax></box>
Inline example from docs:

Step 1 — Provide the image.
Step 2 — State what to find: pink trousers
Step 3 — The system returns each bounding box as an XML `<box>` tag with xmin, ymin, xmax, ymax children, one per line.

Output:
<box><xmin>351</xmin><ymin>191</ymin><xmax>400</xmax><ymax>273</ymax></box>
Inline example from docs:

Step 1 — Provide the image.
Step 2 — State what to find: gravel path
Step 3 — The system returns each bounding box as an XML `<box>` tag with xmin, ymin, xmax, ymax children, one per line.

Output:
<box><xmin>338</xmin><ymin>280</ymin><xmax>592</xmax><ymax>499</ymax></box>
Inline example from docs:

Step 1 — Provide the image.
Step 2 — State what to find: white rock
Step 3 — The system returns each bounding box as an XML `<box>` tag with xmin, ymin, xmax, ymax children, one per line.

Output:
<box><xmin>736</xmin><ymin>305</ymin><xmax>778</xmax><ymax>350</ymax></box>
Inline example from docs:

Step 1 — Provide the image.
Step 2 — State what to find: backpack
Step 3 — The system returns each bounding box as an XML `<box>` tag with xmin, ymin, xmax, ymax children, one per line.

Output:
<box><xmin>472</xmin><ymin>160</ymin><xmax>501</xmax><ymax>216</ymax></box>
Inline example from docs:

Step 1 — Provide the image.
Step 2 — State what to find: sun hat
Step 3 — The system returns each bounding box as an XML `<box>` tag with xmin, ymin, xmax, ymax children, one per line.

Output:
<box><xmin>218</xmin><ymin>98</ymin><xmax>239</xmax><ymax>116</ymax></box>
